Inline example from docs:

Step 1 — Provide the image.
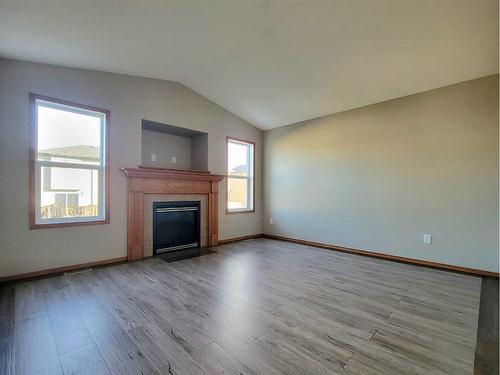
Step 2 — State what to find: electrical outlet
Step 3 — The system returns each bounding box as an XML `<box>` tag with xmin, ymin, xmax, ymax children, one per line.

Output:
<box><xmin>151</xmin><ymin>154</ymin><xmax>156</xmax><ymax>162</ymax></box>
<box><xmin>172</xmin><ymin>156</ymin><xmax>177</xmax><ymax>163</ymax></box>
<box><xmin>423</xmin><ymin>233</ymin><xmax>432</xmax><ymax>244</ymax></box>
<box><xmin>269</xmin><ymin>218</ymin><xmax>274</xmax><ymax>225</ymax></box>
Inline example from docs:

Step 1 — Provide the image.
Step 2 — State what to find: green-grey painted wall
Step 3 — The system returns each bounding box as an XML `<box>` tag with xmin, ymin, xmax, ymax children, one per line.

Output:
<box><xmin>263</xmin><ymin>75</ymin><xmax>499</xmax><ymax>272</ymax></box>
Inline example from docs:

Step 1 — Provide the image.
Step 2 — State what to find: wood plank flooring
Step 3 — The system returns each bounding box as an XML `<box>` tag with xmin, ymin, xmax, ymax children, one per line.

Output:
<box><xmin>0</xmin><ymin>238</ymin><xmax>482</xmax><ymax>374</ymax></box>
<box><xmin>474</xmin><ymin>277</ymin><xmax>499</xmax><ymax>374</ymax></box>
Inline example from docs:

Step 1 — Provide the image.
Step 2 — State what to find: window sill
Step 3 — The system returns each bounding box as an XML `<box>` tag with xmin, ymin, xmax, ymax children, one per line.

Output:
<box><xmin>225</xmin><ymin>209</ymin><xmax>255</xmax><ymax>215</ymax></box>
<box><xmin>30</xmin><ymin>218</ymin><xmax>109</xmax><ymax>229</ymax></box>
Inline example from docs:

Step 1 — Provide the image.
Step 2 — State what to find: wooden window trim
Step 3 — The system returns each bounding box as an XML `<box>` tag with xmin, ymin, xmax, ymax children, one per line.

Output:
<box><xmin>29</xmin><ymin>93</ymin><xmax>111</xmax><ymax>229</ymax></box>
<box><xmin>225</xmin><ymin>136</ymin><xmax>255</xmax><ymax>215</ymax></box>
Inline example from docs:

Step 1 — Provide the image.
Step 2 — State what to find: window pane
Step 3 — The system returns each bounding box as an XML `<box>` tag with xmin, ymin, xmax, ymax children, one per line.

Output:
<box><xmin>227</xmin><ymin>138</ymin><xmax>254</xmax><ymax>212</ymax></box>
<box><xmin>37</xmin><ymin>103</ymin><xmax>103</xmax><ymax>165</ymax></box>
<box><xmin>227</xmin><ymin>177</ymin><xmax>249</xmax><ymax>210</ymax></box>
<box><xmin>228</xmin><ymin>141</ymin><xmax>249</xmax><ymax>176</ymax></box>
<box><xmin>39</xmin><ymin>166</ymin><xmax>101</xmax><ymax>220</ymax></box>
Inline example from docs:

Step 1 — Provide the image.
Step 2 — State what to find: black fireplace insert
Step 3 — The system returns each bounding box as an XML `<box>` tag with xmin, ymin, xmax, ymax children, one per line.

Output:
<box><xmin>153</xmin><ymin>201</ymin><xmax>201</xmax><ymax>255</ymax></box>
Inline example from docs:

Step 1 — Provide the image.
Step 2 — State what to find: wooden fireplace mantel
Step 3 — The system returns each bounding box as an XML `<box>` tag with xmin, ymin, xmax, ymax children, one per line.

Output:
<box><xmin>121</xmin><ymin>167</ymin><xmax>225</xmax><ymax>261</ymax></box>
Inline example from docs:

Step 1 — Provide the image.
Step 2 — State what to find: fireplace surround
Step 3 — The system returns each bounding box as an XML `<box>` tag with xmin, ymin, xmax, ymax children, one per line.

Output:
<box><xmin>121</xmin><ymin>166</ymin><xmax>224</xmax><ymax>261</ymax></box>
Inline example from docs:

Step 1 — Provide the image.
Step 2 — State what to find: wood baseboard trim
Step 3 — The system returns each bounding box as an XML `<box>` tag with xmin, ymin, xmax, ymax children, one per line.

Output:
<box><xmin>0</xmin><ymin>256</ymin><xmax>128</xmax><ymax>283</ymax></box>
<box><xmin>3</xmin><ymin>234</ymin><xmax>496</xmax><ymax>282</ymax></box>
<box><xmin>262</xmin><ymin>234</ymin><xmax>499</xmax><ymax>278</ymax></box>
<box><xmin>218</xmin><ymin>234</ymin><xmax>264</xmax><ymax>245</ymax></box>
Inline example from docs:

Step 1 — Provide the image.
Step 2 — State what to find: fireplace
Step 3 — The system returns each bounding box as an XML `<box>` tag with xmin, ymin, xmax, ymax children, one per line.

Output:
<box><xmin>121</xmin><ymin>167</ymin><xmax>224</xmax><ymax>261</ymax></box>
<box><xmin>153</xmin><ymin>201</ymin><xmax>200</xmax><ymax>255</ymax></box>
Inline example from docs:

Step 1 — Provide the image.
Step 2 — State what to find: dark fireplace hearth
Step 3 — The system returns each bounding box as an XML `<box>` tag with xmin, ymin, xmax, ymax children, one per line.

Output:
<box><xmin>153</xmin><ymin>201</ymin><xmax>200</xmax><ymax>255</ymax></box>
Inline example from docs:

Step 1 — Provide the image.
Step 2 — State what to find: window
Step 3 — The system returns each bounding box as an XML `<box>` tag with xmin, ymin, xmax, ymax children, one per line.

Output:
<box><xmin>226</xmin><ymin>137</ymin><xmax>255</xmax><ymax>213</ymax></box>
<box><xmin>29</xmin><ymin>94</ymin><xmax>110</xmax><ymax>228</ymax></box>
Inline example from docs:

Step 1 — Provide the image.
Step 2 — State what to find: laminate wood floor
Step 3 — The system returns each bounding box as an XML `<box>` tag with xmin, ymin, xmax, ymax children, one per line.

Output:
<box><xmin>0</xmin><ymin>238</ymin><xmax>482</xmax><ymax>375</ymax></box>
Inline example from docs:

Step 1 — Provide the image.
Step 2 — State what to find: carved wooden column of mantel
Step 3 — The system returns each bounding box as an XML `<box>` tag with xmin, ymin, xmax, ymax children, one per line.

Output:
<box><xmin>121</xmin><ymin>167</ymin><xmax>225</xmax><ymax>261</ymax></box>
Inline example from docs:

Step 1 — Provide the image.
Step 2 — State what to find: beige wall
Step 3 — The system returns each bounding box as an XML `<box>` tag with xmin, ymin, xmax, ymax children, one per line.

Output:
<box><xmin>263</xmin><ymin>75</ymin><xmax>499</xmax><ymax>272</ymax></box>
<box><xmin>0</xmin><ymin>57</ymin><xmax>497</xmax><ymax>276</ymax></box>
<box><xmin>191</xmin><ymin>134</ymin><xmax>209</xmax><ymax>171</ymax></box>
<box><xmin>0</xmin><ymin>58</ymin><xmax>263</xmax><ymax>277</ymax></box>
<box><xmin>141</xmin><ymin>129</ymin><xmax>192</xmax><ymax>169</ymax></box>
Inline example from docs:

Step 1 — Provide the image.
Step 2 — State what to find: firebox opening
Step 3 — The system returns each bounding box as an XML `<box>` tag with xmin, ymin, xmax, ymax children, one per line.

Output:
<box><xmin>153</xmin><ymin>201</ymin><xmax>201</xmax><ymax>255</ymax></box>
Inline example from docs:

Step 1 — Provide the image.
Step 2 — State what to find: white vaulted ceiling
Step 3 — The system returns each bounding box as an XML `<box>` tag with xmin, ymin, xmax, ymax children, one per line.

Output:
<box><xmin>0</xmin><ymin>0</ymin><xmax>498</xmax><ymax>129</ymax></box>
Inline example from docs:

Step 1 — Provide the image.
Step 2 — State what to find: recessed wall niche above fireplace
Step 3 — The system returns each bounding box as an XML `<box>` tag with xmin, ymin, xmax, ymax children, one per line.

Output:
<box><xmin>153</xmin><ymin>201</ymin><xmax>200</xmax><ymax>254</ymax></box>
<box><xmin>141</xmin><ymin>119</ymin><xmax>208</xmax><ymax>171</ymax></box>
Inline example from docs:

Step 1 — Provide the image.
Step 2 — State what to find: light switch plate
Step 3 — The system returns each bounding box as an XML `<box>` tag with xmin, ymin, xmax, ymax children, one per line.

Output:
<box><xmin>423</xmin><ymin>233</ymin><xmax>432</xmax><ymax>244</ymax></box>
<box><xmin>151</xmin><ymin>154</ymin><xmax>157</xmax><ymax>162</ymax></box>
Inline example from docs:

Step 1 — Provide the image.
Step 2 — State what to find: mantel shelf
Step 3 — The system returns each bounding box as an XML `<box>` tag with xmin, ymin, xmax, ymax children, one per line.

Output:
<box><xmin>120</xmin><ymin>167</ymin><xmax>225</xmax><ymax>182</ymax></box>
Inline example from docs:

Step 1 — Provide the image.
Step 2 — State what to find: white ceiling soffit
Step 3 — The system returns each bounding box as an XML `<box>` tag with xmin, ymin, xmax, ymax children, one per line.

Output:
<box><xmin>0</xmin><ymin>0</ymin><xmax>498</xmax><ymax>130</ymax></box>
